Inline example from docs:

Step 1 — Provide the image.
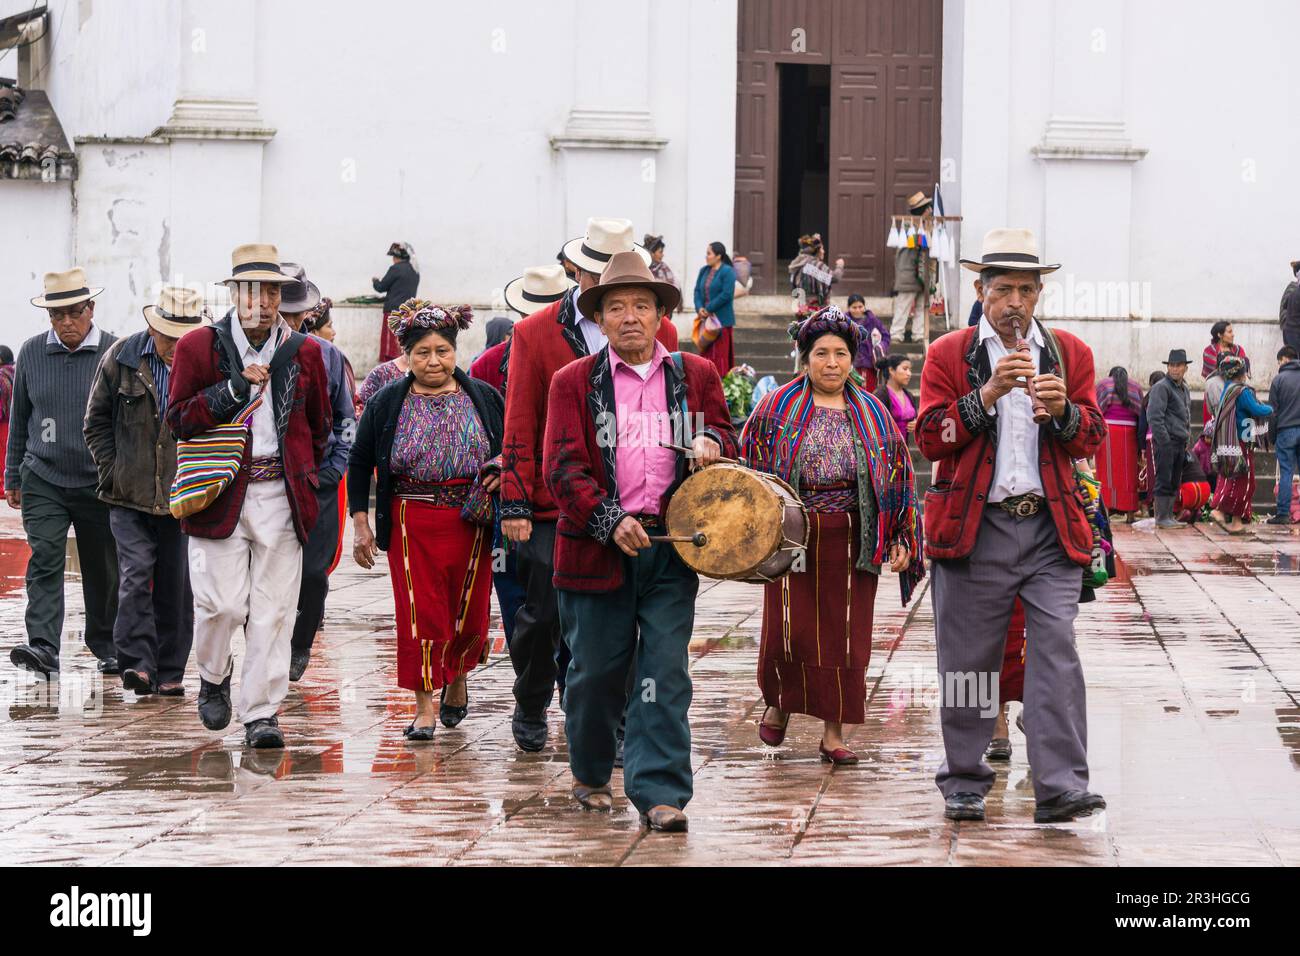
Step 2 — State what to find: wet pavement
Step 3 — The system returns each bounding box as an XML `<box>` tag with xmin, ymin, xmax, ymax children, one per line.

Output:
<box><xmin>0</xmin><ymin>512</ymin><xmax>1298</xmax><ymax>866</ymax></box>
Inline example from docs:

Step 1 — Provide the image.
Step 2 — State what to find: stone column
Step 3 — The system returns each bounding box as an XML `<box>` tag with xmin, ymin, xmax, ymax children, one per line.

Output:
<box><xmin>1032</xmin><ymin>0</ymin><xmax>1147</xmax><ymax>320</ymax></box>
<box><xmin>551</xmin><ymin>0</ymin><xmax>666</xmax><ymax>242</ymax></box>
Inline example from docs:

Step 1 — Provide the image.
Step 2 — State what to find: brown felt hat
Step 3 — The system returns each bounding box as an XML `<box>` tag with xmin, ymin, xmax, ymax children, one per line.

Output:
<box><xmin>576</xmin><ymin>250</ymin><xmax>681</xmax><ymax>318</ymax></box>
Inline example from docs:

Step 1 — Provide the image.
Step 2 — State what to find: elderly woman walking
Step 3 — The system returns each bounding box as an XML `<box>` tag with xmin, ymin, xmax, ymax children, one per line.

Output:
<box><xmin>348</xmin><ymin>301</ymin><xmax>504</xmax><ymax>739</ymax></box>
<box><xmin>741</xmin><ymin>306</ymin><xmax>924</xmax><ymax>763</ymax></box>
<box><xmin>372</xmin><ymin>242</ymin><xmax>420</xmax><ymax>363</ymax></box>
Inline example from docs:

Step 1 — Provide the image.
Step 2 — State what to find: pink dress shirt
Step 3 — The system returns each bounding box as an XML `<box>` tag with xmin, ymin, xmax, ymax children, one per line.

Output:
<box><xmin>610</xmin><ymin>341</ymin><xmax>678</xmax><ymax>515</ymax></box>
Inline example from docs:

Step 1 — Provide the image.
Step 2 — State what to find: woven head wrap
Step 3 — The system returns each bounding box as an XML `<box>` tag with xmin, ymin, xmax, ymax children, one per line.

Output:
<box><xmin>1217</xmin><ymin>354</ymin><xmax>1247</xmax><ymax>380</ymax></box>
<box><xmin>389</xmin><ymin>299</ymin><xmax>473</xmax><ymax>349</ymax></box>
<box><xmin>797</xmin><ymin>232</ymin><xmax>824</xmax><ymax>254</ymax></box>
<box><xmin>788</xmin><ymin>304</ymin><xmax>864</xmax><ymax>353</ymax></box>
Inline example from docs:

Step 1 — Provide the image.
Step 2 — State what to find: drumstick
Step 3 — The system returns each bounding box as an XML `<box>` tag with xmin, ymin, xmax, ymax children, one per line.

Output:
<box><xmin>648</xmin><ymin>532</ymin><xmax>709</xmax><ymax>547</ymax></box>
<box><xmin>658</xmin><ymin>441</ymin><xmax>738</xmax><ymax>465</ymax></box>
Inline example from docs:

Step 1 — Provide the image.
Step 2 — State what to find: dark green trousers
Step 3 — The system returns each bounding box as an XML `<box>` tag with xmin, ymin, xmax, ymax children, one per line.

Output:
<box><xmin>558</xmin><ymin>542</ymin><xmax>698</xmax><ymax>814</ymax></box>
<box><xmin>20</xmin><ymin>469</ymin><xmax>118</xmax><ymax>663</ymax></box>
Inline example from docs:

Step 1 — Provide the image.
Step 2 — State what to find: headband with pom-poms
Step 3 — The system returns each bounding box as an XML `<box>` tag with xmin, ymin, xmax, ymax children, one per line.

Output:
<box><xmin>389</xmin><ymin>299</ymin><xmax>474</xmax><ymax>341</ymax></box>
<box><xmin>789</xmin><ymin>304</ymin><xmax>864</xmax><ymax>351</ymax></box>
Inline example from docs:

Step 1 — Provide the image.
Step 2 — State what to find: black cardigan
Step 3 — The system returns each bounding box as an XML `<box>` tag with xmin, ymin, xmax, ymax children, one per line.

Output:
<box><xmin>347</xmin><ymin>367</ymin><xmax>504</xmax><ymax>551</ymax></box>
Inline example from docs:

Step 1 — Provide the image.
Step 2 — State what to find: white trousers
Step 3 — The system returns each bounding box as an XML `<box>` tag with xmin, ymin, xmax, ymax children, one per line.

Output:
<box><xmin>890</xmin><ymin>291</ymin><xmax>922</xmax><ymax>339</ymax></box>
<box><xmin>189</xmin><ymin>480</ymin><xmax>303</xmax><ymax>724</ymax></box>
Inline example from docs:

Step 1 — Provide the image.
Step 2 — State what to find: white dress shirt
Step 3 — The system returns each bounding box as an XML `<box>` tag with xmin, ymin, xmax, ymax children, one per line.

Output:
<box><xmin>230</xmin><ymin>316</ymin><xmax>290</xmax><ymax>459</ymax></box>
<box><xmin>46</xmin><ymin>325</ymin><xmax>102</xmax><ymax>353</ymax></box>
<box><xmin>572</xmin><ymin>287</ymin><xmax>607</xmax><ymax>355</ymax></box>
<box><xmin>980</xmin><ymin>316</ymin><xmax>1045</xmax><ymax>502</ymax></box>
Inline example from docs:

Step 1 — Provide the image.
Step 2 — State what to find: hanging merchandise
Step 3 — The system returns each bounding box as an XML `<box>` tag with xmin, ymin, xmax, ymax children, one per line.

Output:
<box><xmin>905</xmin><ymin>221</ymin><xmax>917</xmax><ymax>249</ymax></box>
<box><xmin>886</xmin><ymin>219</ymin><xmax>902</xmax><ymax>248</ymax></box>
<box><xmin>918</xmin><ymin>223</ymin><xmax>930</xmax><ymax>250</ymax></box>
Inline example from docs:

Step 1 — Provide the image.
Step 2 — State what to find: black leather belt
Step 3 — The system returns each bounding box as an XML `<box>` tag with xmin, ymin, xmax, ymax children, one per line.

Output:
<box><xmin>994</xmin><ymin>493</ymin><xmax>1046</xmax><ymax>518</ymax></box>
<box><xmin>631</xmin><ymin>513</ymin><xmax>664</xmax><ymax>531</ymax></box>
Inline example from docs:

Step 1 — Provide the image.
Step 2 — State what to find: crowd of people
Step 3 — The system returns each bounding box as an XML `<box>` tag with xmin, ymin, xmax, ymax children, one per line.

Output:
<box><xmin>4</xmin><ymin>210</ymin><xmax>1295</xmax><ymax>837</ymax></box>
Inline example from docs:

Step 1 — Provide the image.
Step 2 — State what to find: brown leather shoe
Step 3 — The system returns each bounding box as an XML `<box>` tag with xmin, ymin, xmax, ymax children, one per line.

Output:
<box><xmin>572</xmin><ymin>781</ymin><xmax>613</xmax><ymax>812</ymax></box>
<box><xmin>641</xmin><ymin>805</ymin><xmax>689</xmax><ymax>832</ymax></box>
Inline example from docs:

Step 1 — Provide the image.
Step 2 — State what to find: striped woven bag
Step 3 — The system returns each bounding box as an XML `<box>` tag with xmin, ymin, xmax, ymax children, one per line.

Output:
<box><xmin>168</xmin><ymin>395</ymin><xmax>262</xmax><ymax>519</ymax></box>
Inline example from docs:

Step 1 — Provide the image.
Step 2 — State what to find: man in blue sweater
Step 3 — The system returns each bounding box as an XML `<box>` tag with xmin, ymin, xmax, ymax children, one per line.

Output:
<box><xmin>7</xmin><ymin>269</ymin><xmax>119</xmax><ymax>677</ymax></box>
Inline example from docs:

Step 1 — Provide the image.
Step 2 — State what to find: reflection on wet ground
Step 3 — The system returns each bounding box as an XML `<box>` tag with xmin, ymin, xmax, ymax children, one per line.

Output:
<box><xmin>0</xmin><ymin>515</ymin><xmax>1297</xmax><ymax>865</ymax></box>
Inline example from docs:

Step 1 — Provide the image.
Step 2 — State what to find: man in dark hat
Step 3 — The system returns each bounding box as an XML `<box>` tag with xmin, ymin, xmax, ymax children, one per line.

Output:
<box><xmin>542</xmin><ymin>250</ymin><xmax>736</xmax><ymax>832</ymax></box>
<box><xmin>279</xmin><ymin>263</ymin><xmax>357</xmax><ymax>681</ymax></box>
<box><xmin>1146</xmin><ymin>349</ymin><xmax>1193</xmax><ymax>529</ymax></box>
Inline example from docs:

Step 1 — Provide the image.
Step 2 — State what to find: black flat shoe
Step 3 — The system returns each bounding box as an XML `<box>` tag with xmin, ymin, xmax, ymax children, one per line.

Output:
<box><xmin>96</xmin><ymin>656</ymin><xmax>121</xmax><ymax>675</ymax></box>
<box><xmin>122</xmin><ymin>668</ymin><xmax>156</xmax><ymax>695</ymax></box>
<box><xmin>10</xmin><ymin>644</ymin><xmax>57</xmax><ymax>678</ymax></box>
<box><xmin>511</xmin><ymin>706</ymin><xmax>547</xmax><ymax>752</ymax></box>
<box><xmin>404</xmin><ymin>722</ymin><xmax>435</xmax><ymax>742</ymax></box>
<box><xmin>157</xmin><ymin>682</ymin><xmax>186</xmax><ymax>696</ymax></box>
<box><xmin>985</xmin><ymin>737</ymin><xmax>1012</xmax><ymax>761</ymax></box>
<box><xmin>244</xmin><ymin>717</ymin><xmax>284</xmax><ymax>749</ymax></box>
<box><xmin>439</xmin><ymin>684</ymin><xmax>468</xmax><ymax>728</ymax></box>
<box><xmin>197</xmin><ymin>674</ymin><xmax>233</xmax><ymax>731</ymax></box>
<box><xmin>1034</xmin><ymin>789</ymin><xmax>1106</xmax><ymax>823</ymax></box>
<box><xmin>288</xmin><ymin>648</ymin><xmax>311</xmax><ymax>682</ymax></box>
<box><xmin>944</xmin><ymin>792</ymin><xmax>986</xmax><ymax>821</ymax></box>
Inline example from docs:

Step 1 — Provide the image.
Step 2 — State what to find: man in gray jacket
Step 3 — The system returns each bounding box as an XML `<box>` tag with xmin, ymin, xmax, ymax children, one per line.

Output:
<box><xmin>7</xmin><ymin>269</ymin><xmax>119</xmax><ymax>677</ymax></box>
<box><xmin>84</xmin><ymin>287</ymin><xmax>207</xmax><ymax>694</ymax></box>
<box><xmin>1146</xmin><ymin>348</ymin><xmax>1193</xmax><ymax>529</ymax></box>
<box><xmin>1268</xmin><ymin>345</ymin><xmax>1300</xmax><ymax>524</ymax></box>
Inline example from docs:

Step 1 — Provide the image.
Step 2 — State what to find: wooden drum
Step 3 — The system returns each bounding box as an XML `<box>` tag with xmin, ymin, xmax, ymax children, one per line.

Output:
<box><xmin>664</xmin><ymin>463</ymin><xmax>808</xmax><ymax>582</ymax></box>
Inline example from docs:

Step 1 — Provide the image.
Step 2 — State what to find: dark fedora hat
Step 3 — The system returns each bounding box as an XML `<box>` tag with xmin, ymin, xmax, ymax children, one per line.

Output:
<box><xmin>577</xmin><ymin>250</ymin><xmax>681</xmax><ymax>318</ymax></box>
<box><xmin>1162</xmin><ymin>348</ymin><xmax>1191</xmax><ymax>365</ymax></box>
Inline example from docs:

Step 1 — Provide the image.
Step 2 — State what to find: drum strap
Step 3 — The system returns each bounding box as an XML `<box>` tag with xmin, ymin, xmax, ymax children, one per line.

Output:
<box><xmin>670</xmin><ymin>351</ymin><xmax>691</xmax><ymax>442</ymax></box>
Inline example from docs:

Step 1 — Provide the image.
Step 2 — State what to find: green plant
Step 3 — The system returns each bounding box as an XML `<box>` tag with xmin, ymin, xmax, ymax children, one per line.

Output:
<box><xmin>722</xmin><ymin>366</ymin><xmax>755</xmax><ymax>421</ymax></box>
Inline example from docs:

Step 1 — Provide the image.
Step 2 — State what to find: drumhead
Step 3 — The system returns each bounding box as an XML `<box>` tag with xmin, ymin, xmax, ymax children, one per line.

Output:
<box><xmin>665</xmin><ymin>463</ymin><xmax>786</xmax><ymax>578</ymax></box>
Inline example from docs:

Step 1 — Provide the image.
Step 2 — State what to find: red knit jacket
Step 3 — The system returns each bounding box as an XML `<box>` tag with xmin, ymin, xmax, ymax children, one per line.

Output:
<box><xmin>543</xmin><ymin>348</ymin><xmax>737</xmax><ymax>592</ymax></box>
<box><xmin>500</xmin><ymin>297</ymin><xmax>677</xmax><ymax>522</ymax></box>
<box><xmin>916</xmin><ymin>323</ymin><xmax>1106</xmax><ymax>566</ymax></box>
<box><xmin>167</xmin><ymin>318</ymin><xmax>332</xmax><ymax>543</ymax></box>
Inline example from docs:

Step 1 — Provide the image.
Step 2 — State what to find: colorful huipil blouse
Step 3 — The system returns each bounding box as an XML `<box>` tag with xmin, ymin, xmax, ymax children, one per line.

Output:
<box><xmin>390</xmin><ymin>389</ymin><xmax>490</xmax><ymax>506</ymax></box>
<box><xmin>797</xmin><ymin>406</ymin><xmax>859</xmax><ymax>513</ymax></box>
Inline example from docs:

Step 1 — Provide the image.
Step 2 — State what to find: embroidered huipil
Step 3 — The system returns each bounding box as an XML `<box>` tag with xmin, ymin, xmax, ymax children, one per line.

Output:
<box><xmin>610</xmin><ymin>342</ymin><xmax>676</xmax><ymax>515</ymax></box>
<box><xmin>798</xmin><ymin>406</ymin><xmax>858</xmax><ymax>513</ymax></box>
<box><xmin>390</xmin><ymin>389</ymin><xmax>490</xmax><ymax>505</ymax></box>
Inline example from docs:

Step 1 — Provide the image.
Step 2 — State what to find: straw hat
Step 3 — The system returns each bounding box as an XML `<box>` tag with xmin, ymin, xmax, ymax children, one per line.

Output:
<box><xmin>143</xmin><ymin>286</ymin><xmax>211</xmax><ymax>338</ymax></box>
<box><xmin>560</xmin><ymin>218</ymin><xmax>652</xmax><ymax>275</ymax></box>
<box><xmin>503</xmin><ymin>264</ymin><xmax>575</xmax><ymax>316</ymax></box>
<box><xmin>906</xmin><ymin>191</ymin><xmax>933</xmax><ymax>213</ymax></box>
<box><xmin>223</xmin><ymin>243</ymin><xmax>293</xmax><ymax>284</ymax></box>
<box><xmin>960</xmin><ymin>228</ymin><xmax>1061</xmax><ymax>274</ymax></box>
<box><xmin>576</xmin><ymin>250</ymin><xmax>681</xmax><ymax>318</ymax></box>
<box><xmin>30</xmin><ymin>267</ymin><xmax>103</xmax><ymax>308</ymax></box>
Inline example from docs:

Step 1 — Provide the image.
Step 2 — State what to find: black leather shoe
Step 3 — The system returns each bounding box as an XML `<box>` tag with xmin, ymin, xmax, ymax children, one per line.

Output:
<box><xmin>1266</xmin><ymin>514</ymin><xmax>1293</xmax><ymax>525</ymax></box>
<box><xmin>944</xmin><ymin>792</ymin><xmax>986</xmax><ymax>821</ymax></box>
<box><xmin>10</xmin><ymin>644</ymin><xmax>57</xmax><ymax>678</ymax></box>
<box><xmin>244</xmin><ymin>717</ymin><xmax>284</xmax><ymax>749</ymax></box>
<box><xmin>121</xmin><ymin>668</ymin><xmax>156</xmax><ymax>695</ymax></box>
<box><xmin>439</xmin><ymin>684</ymin><xmax>468</xmax><ymax>728</ymax></box>
<box><xmin>403</xmin><ymin>721</ymin><xmax>435</xmax><ymax>741</ymax></box>
<box><xmin>985</xmin><ymin>737</ymin><xmax>1012</xmax><ymax>761</ymax></box>
<box><xmin>1034</xmin><ymin>789</ymin><xmax>1106</xmax><ymax>823</ymax></box>
<box><xmin>96</xmin><ymin>656</ymin><xmax>121</xmax><ymax>675</ymax></box>
<box><xmin>197</xmin><ymin>674</ymin><xmax>232</xmax><ymax>731</ymax></box>
<box><xmin>288</xmin><ymin>649</ymin><xmax>310</xmax><ymax>682</ymax></box>
<box><xmin>511</xmin><ymin>706</ymin><xmax>547</xmax><ymax>753</ymax></box>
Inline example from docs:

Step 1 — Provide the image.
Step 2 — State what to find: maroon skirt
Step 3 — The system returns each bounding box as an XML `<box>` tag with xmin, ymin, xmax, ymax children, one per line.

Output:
<box><xmin>388</xmin><ymin>498</ymin><xmax>492</xmax><ymax>693</ymax></box>
<box><xmin>379</xmin><ymin>310</ymin><xmax>401</xmax><ymax>364</ymax></box>
<box><xmin>759</xmin><ymin>510</ymin><xmax>878</xmax><ymax>724</ymax></box>
<box><xmin>1211</xmin><ymin>451</ymin><xmax>1256</xmax><ymax>519</ymax></box>
<box><xmin>701</xmin><ymin>327</ymin><xmax>735</xmax><ymax>379</ymax></box>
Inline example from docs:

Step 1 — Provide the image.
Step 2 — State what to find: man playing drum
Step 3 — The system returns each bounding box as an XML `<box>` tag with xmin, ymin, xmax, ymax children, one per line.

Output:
<box><xmin>543</xmin><ymin>251</ymin><xmax>736</xmax><ymax>832</ymax></box>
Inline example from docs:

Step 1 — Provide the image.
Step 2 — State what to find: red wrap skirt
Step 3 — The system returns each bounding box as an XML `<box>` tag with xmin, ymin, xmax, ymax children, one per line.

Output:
<box><xmin>999</xmin><ymin>599</ymin><xmax>1026</xmax><ymax>705</ymax></box>
<box><xmin>1210</xmin><ymin>452</ymin><xmax>1256</xmax><ymax>520</ymax></box>
<box><xmin>388</xmin><ymin>498</ymin><xmax>492</xmax><ymax>693</ymax></box>
<box><xmin>759</xmin><ymin>510</ymin><xmax>878</xmax><ymax>725</ymax></box>
<box><xmin>1097</xmin><ymin>414</ymin><xmax>1140</xmax><ymax>513</ymax></box>
<box><xmin>702</xmin><ymin>327</ymin><xmax>735</xmax><ymax>379</ymax></box>
<box><xmin>379</xmin><ymin>310</ymin><xmax>401</xmax><ymax>364</ymax></box>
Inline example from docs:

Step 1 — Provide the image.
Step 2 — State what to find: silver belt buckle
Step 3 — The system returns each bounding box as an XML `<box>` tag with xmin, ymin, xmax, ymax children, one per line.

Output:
<box><xmin>1015</xmin><ymin>497</ymin><xmax>1037</xmax><ymax>518</ymax></box>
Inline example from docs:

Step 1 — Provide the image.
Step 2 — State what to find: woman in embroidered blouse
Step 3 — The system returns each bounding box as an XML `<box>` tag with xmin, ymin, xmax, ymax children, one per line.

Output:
<box><xmin>873</xmin><ymin>354</ymin><xmax>917</xmax><ymax>441</ymax></box>
<box><xmin>740</xmin><ymin>306</ymin><xmax>924</xmax><ymax>764</ymax></box>
<box><xmin>348</xmin><ymin>300</ymin><xmax>504</xmax><ymax>740</ymax></box>
<box><xmin>1208</xmin><ymin>354</ymin><xmax>1272</xmax><ymax>533</ymax></box>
